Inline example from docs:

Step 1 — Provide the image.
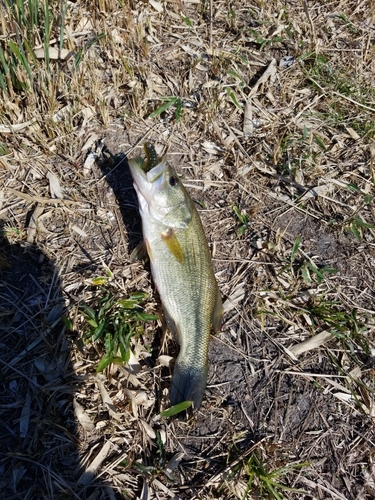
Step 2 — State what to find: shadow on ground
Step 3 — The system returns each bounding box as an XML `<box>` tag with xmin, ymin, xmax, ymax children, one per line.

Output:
<box><xmin>0</xmin><ymin>223</ymin><xmax>120</xmax><ymax>499</ymax></box>
<box><xmin>96</xmin><ymin>145</ymin><xmax>142</xmax><ymax>253</ymax></box>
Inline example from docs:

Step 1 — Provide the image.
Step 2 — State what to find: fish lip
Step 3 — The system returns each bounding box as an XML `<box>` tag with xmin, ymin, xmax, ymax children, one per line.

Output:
<box><xmin>146</xmin><ymin>157</ymin><xmax>167</xmax><ymax>183</ymax></box>
<box><xmin>128</xmin><ymin>156</ymin><xmax>168</xmax><ymax>194</ymax></box>
<box><xmin>128</xmin><ymin>158</ymin><xmax>149</xmax><ymax>196</ymax></box>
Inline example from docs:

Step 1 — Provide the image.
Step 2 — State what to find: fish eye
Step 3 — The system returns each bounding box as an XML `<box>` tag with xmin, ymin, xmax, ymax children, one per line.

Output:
<box><xmin>169</xmin><ymin>175</ymin><xmax>178</xmax><ymax>187</ymax></box>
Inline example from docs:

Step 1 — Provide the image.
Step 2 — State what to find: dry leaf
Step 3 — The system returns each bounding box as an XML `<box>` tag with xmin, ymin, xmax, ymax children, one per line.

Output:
<box><xmin>73</xmin><ymin>398</ymin><xmax>95</xmax><ymax>432</ymax></box>
<box><xmin>71</xmin><ymin>224</ymin><xmax>88</xmax><ymax>237</ymax></box>
<box><xmin>289</xmin><ymin>330</ymin><xmax>333</xmax><ymax>356</ymax></box>
<box><xmin>149</xmin><ymin>0</ymin><xmax>163</xmax><ymax>12</ymax></box>
<box><xmin>77</xmin><ymin>440</ymin><xmax>113</xmax><ymax>485</ymax></box>
<box><xmin>83</xmin><ymin>152</ymin><xmax>97</xmax><ymax>176</ymax></box>
<box><xmin>157</xmin><ymin>355</ymin><xmax>173</xmax><ymax>366</ymax></box>
<box><xmin>47</xmin><ymin>172</ymin><xmax>63</xmax><ymax>199</ymax></box>
<box><xmin>202</xmin><ymin>141</ymin><xmax>224</xmax><ymax>155</ymax></box>
<box><xmin>140</xmin><ymin>419</ymin><xmax>156</xmax><ymax>439</ymax></box>
<box><xmin>223</xmin><ymin>284</ymin><xmax>246</xmax><ymax>314</ymax></box>
<box><xmin>81</xmin><ymin>133</ymin><xmax>99</xmax><ymax>153</ymax></box>
<box><xmin>243</xmin><ymin>100</ymin><xmax>254</xmax><ymax>135</ymax></box>
<box><xmin>249</xmin><ymin>58</ymin><xmax>277</xmax><ymax>97</ymax></box>
<box><xmin>0</xmin><ymin>118</ymin><xmax>37</xmax><ymax>133</ymax></box>
<box><xmin>19</xmin><ymin>392</ymin><xmax>31</xmax><ymax>438</ymax></box>
<box><xmin>127</xmin><ymin>350</ymin><xmax>141</xmax><ymax>374</ymax></box>
<box><xmin>27</xmin><ymin>204</ymin><xmax>44</xmax><ymax>243</ymax></box>
<box><xmin>34</xmin><ymin>47</ymin><xmax>72</xmax><ymax>60</ymax></box>
<box><xmin>52</xmin><ymin>104</ymin><xmax>72</xmax><ymax>123</ymax></box>
<box><xmin>96</xmin><ymin>375</ymin><xmax>120</xmax><ymax>421</ymax></box>
<box><xmin>300</xmin><ymin>184</ymin><xmax>332</xmax><ymax>200</ymax></box>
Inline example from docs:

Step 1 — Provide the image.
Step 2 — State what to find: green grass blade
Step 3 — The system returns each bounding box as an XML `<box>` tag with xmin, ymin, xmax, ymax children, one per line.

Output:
<box><xmin>160</xmin><ymin>400</ymin><xmax>192</xmax><ymax>417</ymax></box>
<box><xmin>149</xmin><ymin>97</ymin><xmax>178</xmax><ymax>118</ymax></box>
<box><xmin>28</xmin><ymin>0</ymin><xmax>39</xmax><ymax>32</ymax></box>
<box><xmin>129</xmin><ymin>292</ymin><xmax>148</xmax><ymax>300</ymax></box>
<box><xmin>43</xmin><ymin>0</ymin><xmax>51</xmax><ymax>73</ymax></box>
<box><xmin>73</xmin><ymin>33</ymin><xmax>105</xmax><ymax>69</ymax></box>
<box><xmin>9</xmin><ymin>38</ymin><xmax>33</xmax><ymax>83</ymax></box>
<box><xmin>0</xmin><ymin>70</ymin><xmax>7</xmax><ymax>92</ymax></box>
<box><xmin>92</xmin><ymin>277</ymin><xmax>109</xmax><ymax>285</ymax></box>
<box><xmin>96</xmin><ymin>353</ymin><xmax>113</xmax><ymax>372</ymax></box>
<box><xmin>0</xmin><ymin>46</ymin><xmax>10</xmax><ymax>75</ymax></box>
<box><xmin>135</xmin><ymin>311</ymin><xmax>158</xmax><ymax>321</ymax></box>
<box><xmin>118</xmin><ymin>299</ymin><xmax>138</xmax><ymax>309</ymax></box>
<box><xmin>8</xmin><ymin>40</ymin><xmax>24</xmax><ymax>66</ymax></box>
<box><xmin>175</xmin><ymin>98</ymin><xmax>182</xmax><ymax>122</ymax></box>
<box><xmin>80</xmin><ymin>304</ymin><xmax>97</xmax><ymax>322</ymax></box>
<box><xmin>291</xmin><ymin>235</ymin><xmax>301</xmax><ymax>262</ymax></box>
<box><xmin>226</xmin><ymin>87</ymin><xmax>242</xmax><ymax>108</ymax></box>
<box><xmin>23</xmin><ymin>38</ymin><xmax>38</xmax><ymax>66</ymax></box>
<box><xmin>353</xmin><ymin>217</ymin><xmax>375</xmax><ymax>229</ymax></box>
<box><xmin>0</xmin><ymin>142</ymin><xmax>9</xmax><ymax>155</ymax></box>
<box><xmin>93</xmin><ymin>320</ymin><xmax>107</xmax><ymax>341</ymax></box>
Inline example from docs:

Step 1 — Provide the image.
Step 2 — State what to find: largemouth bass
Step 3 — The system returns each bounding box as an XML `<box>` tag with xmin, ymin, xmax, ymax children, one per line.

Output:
<box><xmin>128</xmin><ymin>143</ymin><xmax>223</xmax><ymax>410</ymax></box>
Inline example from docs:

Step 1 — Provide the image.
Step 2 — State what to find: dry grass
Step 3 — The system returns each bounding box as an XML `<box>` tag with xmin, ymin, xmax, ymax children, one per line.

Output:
<box><xmin>1</xmin><ymin>0</ymin><xmax>375</xmax><ymax>498</ymax></box>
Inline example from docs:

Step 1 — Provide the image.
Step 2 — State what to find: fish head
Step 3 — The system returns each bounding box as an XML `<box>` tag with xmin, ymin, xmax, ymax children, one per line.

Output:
<box><xmin>129</xmin><ymin>153</ymin><xmax>192</xmax><ymax>229</ymax></box>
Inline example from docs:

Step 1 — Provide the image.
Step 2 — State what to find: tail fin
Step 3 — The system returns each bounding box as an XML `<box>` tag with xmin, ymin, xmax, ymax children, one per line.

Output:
<box><xmin>169</xmin><ymin>361</ymin><xmax>208</xmax><ymax>411</ymax></box>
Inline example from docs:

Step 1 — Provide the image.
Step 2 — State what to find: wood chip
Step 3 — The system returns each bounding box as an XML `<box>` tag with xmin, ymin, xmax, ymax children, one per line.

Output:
<box><xmin>345</xmin><ymin>126</ymin><xmax>361</xmax><ymax>140</ymax></box>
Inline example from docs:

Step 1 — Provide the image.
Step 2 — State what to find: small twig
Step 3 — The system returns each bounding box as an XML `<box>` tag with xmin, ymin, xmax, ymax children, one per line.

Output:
<box><xmin>302</xmin><ymin>0</ymin><xmax>317</xmax><ymax>49</ymax></box>
<box><xmin>209</xmin><ymin>0</ymin><xmax>213</xmax><ymax>51</ymax></box>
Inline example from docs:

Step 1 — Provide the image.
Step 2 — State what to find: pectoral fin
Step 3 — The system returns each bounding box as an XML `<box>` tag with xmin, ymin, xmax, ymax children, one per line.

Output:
<box><xmin>130</xmin><ymin>239</ymin><xmax>153</xmax><ymax>262</ymax></box>
<box><xmin>161</xmin><ymin>229</ymin><xmax>184</xmax><ymax>263</ymax></box>
<box><xmin>211</xmin><ymin>284</ymin><xmax>223</xmax><ymax>332</ymax></box>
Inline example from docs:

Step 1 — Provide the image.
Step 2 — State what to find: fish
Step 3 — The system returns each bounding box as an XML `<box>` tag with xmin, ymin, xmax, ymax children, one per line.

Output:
<box><xmin>128</xmin><ymin>143</ymin><xmax>223</xmax><ymax>410</ymax></box>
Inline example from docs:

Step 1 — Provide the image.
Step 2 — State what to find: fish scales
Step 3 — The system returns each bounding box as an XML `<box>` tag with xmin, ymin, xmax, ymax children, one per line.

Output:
<box><xmin>129</xmin><ymin>144</ymin><xmax>222</xmax><ymax>410</ymax></box>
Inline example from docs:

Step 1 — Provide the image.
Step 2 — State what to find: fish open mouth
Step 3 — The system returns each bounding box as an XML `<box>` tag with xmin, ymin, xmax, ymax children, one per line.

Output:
<box><xmin>128</xmin><ymin>142</ymin><xmax>167</xmax><ymax>190</ymax></box>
